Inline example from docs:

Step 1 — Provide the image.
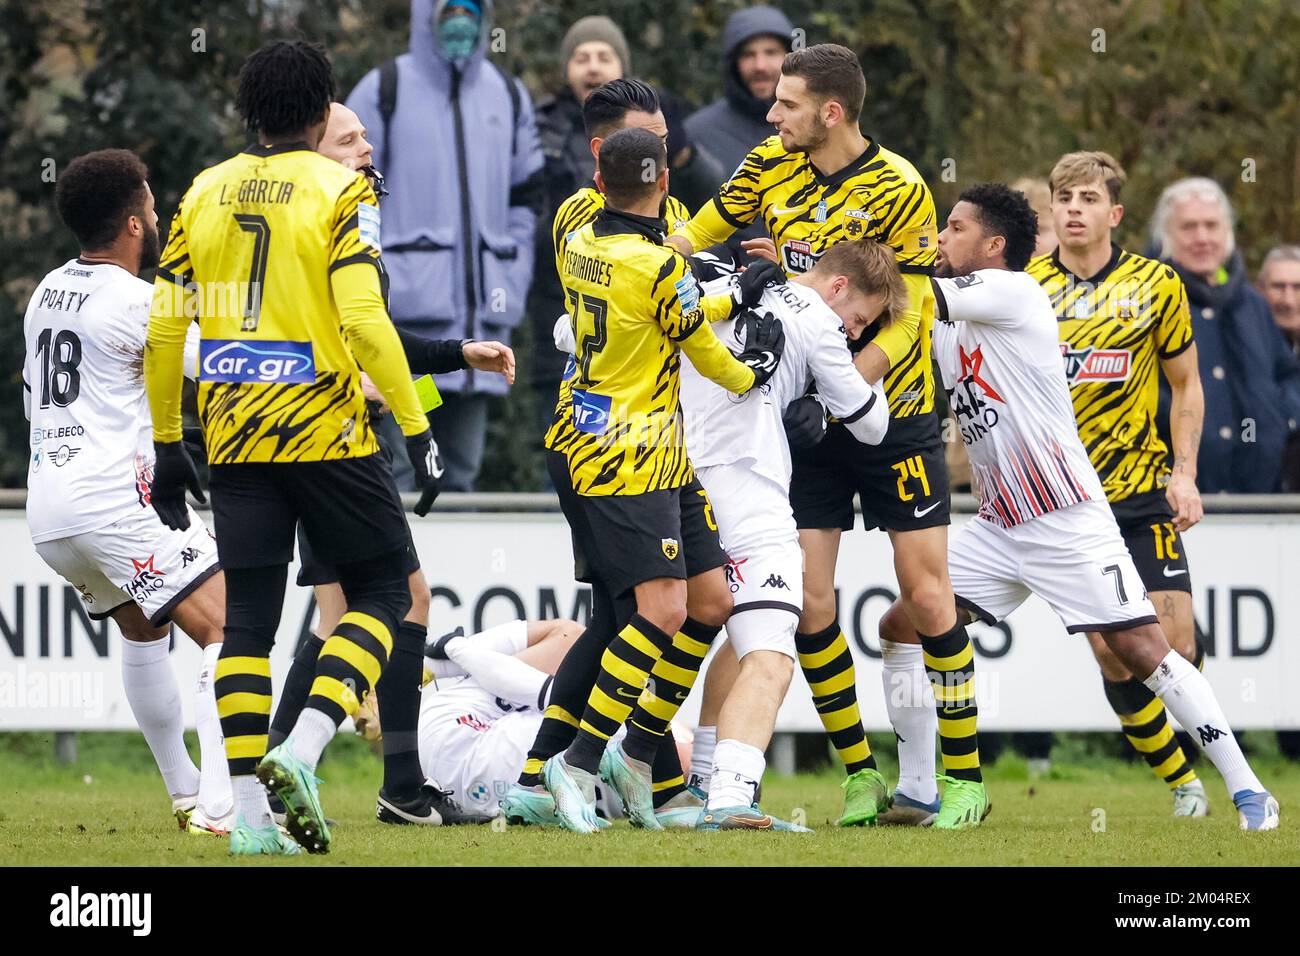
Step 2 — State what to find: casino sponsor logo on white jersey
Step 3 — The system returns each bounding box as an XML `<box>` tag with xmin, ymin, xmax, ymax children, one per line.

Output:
<box><xmin>1060</xmin><ymin>342</ymin><xmax>1132</xmax><ymax>383</ymax></box>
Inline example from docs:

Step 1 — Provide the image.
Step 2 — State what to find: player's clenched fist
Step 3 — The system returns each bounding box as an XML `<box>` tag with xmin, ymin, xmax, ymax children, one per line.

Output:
<box><xmin>735</xmin><ymin>309</ymin><xmax>786</xmax><ymax>390</ymax></box>
<box><xmin>729</xmin><ymin>258</ymin><xmax>785</xmax><ymax>318</ymax></box>
<box><xmin>406</xmin><ymin>429</ymin><xmax>445</xmax><ymax>517</ymax></box>
<box><xmin>150</xmin><ymin>440</ymin><xmax>205</xmax><ymax>531</ymax></box>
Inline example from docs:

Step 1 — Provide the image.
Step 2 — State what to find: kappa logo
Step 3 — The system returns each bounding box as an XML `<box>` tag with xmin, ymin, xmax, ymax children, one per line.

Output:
<box><xmin>761</xmin><ymin>573</ymin><xmax>790</xmax><ymax>590</ymax></box>
<box><xmin>180</xmin><ymin>547</ymin><xmax>201</xmax><ymax>567</ymax></box>
<box><xmin>661</xmin><ymin>537</ymin><xmax>680</xmax><ymax>560</ymax></box>
<box><xmin>127</xmin><ymin>555</ymin><xmax>166</xmax><ymax>602</ymax></box>
<box><xmin>1197</xmin><ymin>723</ymin><xmax>1224</xmax><ymax>745</ymax></box>
<box><xmin>1060</xmin><ymin>343</ymin><xmax>1132</xmax><ymax>383</ymax></box>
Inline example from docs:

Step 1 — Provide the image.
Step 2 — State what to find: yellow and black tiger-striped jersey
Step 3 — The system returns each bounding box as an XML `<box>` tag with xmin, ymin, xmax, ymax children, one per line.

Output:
<box><xmin>680</xmin><ymin>134</ymin><xmax>939</xmax><ymax>418</ymax></box>
<box><xmin>146</xmin><ymin>142</ymin><xmax>425</xmax><ymax>464</ymax></box>
<box><xmin>558</xmin><ymin>207</ymin><xmax>755</xmax><ymax>496</ymax></box>
<box><xmin>1027</xmin><ymin>244</ymin><xmax>1194</xmax><ymax>501</ymax></box>
<box><xmin>543</xmin><ymin>186</ymin><xmax>724</xmax><ymax>455</ymax></box>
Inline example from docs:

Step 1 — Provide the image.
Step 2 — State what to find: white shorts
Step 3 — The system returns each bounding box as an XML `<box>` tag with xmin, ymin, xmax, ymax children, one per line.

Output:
<box><xmin>698</xmin><ymin>463</ymin><xmax>802</xmax><ymax>660</ymax></box>
<box><xmin>949</xmin><ymin>500</ymin><xmax>1158</xmax><ymax>634</ymax></box>
<box><xmin>34</xmin><ymin>505</ymin><xmax>220</xmax><ymax>627</ymax></box>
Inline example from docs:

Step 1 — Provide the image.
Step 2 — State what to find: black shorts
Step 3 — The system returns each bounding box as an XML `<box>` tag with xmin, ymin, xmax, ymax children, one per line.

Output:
<box><xmin>1109</xmin><ymin>489</ymin><xmax>1192</xmax><ymax>594</ymax></box>
<box><xmin>790</xmin><ymin>411</ymin><xmax>951</xmax><ymax>533</ymax></box>
<box><xmin>573</xmin><ymin>476</ymin><xmax>729</xmax><ymax>598</ymax></box>
<box><xmin>209</xmin><ymin>454</ymin><xmax>412</xmax><ymax>573</ymax></box>
<box><xmin>295</xmin><ymin>523</ymin><xmax>420</xmax><ymax>587</ymax></box>
<box><xmin>548</xmin><ymin>449</ymin><xmax>592</xmax><ymax>585</ymax></box>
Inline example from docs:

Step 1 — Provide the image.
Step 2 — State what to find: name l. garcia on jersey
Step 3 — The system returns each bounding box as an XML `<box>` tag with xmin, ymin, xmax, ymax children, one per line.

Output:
<box><xmin>198</xmin><ymin>339</ymin><xmax>315</xmax><ymax>384</ymax></box>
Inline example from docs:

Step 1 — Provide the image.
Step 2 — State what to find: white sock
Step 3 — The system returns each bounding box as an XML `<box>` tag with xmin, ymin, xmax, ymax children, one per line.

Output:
<box><xmin>881</xmin><ymin>639</ymin><xmax>938</xmax><ymax>804</ymax></box>
<box><xmin>195</xmin><ymin>643</ymin><xmax>233</xmax><ymax>818</ymax></box>
<box><xmin>707</xmin><ymin>739</ymin><xmax>765</xmax><ymax>811</ymax></box>
<box><xmin>689</xmin><ymin>725</ymin><xmax>717</xmax><ymax>792</ymax></box>
<box><xmin>120</xmin><ymin>634</ymin><xmax>199</xmax><ymax>800</ymax></box>
<box><xmin>233</xmin><ymin>774</ymin><xmax>274</xmax><ymax>829</ymax></box>
<box><xmin>1143</xmin><ymin>650</ymin><xmax>1263</xmax><ymax>797</ymax></box>
<box><xmin>425</xmin><ymin>658</ymin><xmax>467</xmax><ymax>680</ymax></box>
<box><xmin>288</xmin><ymin>707</ymin><xmax>338</xmax><ymax>770</ymax></box>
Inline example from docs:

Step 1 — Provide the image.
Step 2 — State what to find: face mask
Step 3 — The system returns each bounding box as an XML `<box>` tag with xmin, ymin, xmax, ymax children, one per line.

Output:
<box><xmin>438</xmin><ymin>15</ymin><xmax>480</xmax><ymax>61</ymax></box>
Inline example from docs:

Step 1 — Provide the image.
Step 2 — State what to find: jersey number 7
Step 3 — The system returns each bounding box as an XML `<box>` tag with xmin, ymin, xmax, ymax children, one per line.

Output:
<box><xmin>234</xmin><ymin>214</ymin><xmax>271</xmax><ymax>332</ymax></box>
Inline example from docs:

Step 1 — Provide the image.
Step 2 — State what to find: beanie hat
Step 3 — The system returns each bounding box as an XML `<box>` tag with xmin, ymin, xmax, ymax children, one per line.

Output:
<box><xmin>561</xmin><ymin>16</ymin><xmax>631</xmax><ymax>75</ymax></box>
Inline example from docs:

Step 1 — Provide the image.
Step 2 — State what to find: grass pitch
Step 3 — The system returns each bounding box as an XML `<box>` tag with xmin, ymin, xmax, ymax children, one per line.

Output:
<box><xmin>1</xmin><ymin>732</ymin><xmax>1296</xmax><ymax>867</ymax></box>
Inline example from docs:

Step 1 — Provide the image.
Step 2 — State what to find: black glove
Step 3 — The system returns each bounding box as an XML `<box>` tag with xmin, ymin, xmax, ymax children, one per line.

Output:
<box><xmin>181</xmin><ymin>425</ymin><xmax>208</xmax><ymax>466</ymax></box>
<box><xmin>731</xmin><ymin>259</ymin><xmax>785</xmax><ymax>317</ymax></box>
<box><xmin>150</xmin><ymin>440</ymin><xmax>205</xmax><ymax>531</ymax></box>
<box><xmin>407</xmin><ymin>429</ymin><xmax>445</xmax><ymax>517</ymax></box>
<box><xmin>784</xmin><ymin>395</ymin><xmax>829</xmax><ymax>451</ymax></box>
<box><xmin>735</xmin><ymin>309</ymin><xmax>786</xmax><ymax>391</ymax></box>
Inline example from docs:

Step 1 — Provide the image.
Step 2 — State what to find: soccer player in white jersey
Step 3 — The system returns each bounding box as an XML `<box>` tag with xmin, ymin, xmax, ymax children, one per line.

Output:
<box><xmin>556</xmin><ymin>238</ymin><xmax>903</xmax><ymax>828</ymax></box>
<box><xmin>22</xmin><ymin>149</ymin><xmax>233</xmax><ymax>834</ymax></box>
<box><xmin>876</xmin><ymin>183</ymin><xmax>1278</xmax><ymax>830</ymax></box>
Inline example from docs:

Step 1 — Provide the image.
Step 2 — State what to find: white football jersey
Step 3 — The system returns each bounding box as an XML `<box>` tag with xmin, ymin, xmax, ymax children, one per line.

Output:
<box><xmin>680</xmin><ymin>277</ymin><xmax>887</xmax><ymax>487</ymax></box>
<box><xmin>931</xmin><ymin>268</ymin><xmax>1104</xmax><ymax>527</ymax></box>
<box><xmin>23</xmin><ymin>260</ymin><xmax>198</xmax><ymax>543</ymax></box>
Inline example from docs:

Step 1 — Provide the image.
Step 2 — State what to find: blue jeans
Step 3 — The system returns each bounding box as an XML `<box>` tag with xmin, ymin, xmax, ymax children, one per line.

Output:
<box><xmin>376</xmin><ymin>392</ymin><xmax>491</xmax><ymax>492</ymax></box>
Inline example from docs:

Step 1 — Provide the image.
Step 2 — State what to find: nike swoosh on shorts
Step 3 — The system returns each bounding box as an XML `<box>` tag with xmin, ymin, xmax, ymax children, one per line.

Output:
<box><xmin>913</xmin><ymin>500</ymin><xmax>943</xmax><ymax>518</ymax></box>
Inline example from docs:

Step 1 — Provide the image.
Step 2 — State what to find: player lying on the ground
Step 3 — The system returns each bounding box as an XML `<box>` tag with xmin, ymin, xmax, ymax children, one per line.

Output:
<box><xmin>552</xmin><ymin>238</ymin><xmax>901</xmax><ymax>829</ymax></box>
<box><xmin>877</xmin><ymin>182</ymin><xmax>1279</xmax><ymax>831</ymax></box>
<box><xmin>265</xmin><ymin>101</ymin><xmax>514</xmax><ymax>828</ymax></box>
<box><xmin>23</xmin><ymin>149</ymin><xmax>232</xmax><ymax>836</ymax></box>
<box><xmin>1028</xmin><ymin>150</ymin><xmax>1210</xmax><ymax>817</ymax></box>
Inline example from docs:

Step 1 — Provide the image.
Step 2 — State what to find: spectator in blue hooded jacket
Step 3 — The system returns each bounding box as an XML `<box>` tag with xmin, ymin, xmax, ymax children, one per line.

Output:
<box><xmin>1150</xmin><ymin>178</ymin><xmax>1300</xmax><ymax>493</ymax></box>
<box><xmin>347</xmin><ymin>0</ymin><xmax>543</xmax><ymax>491</ymax></box>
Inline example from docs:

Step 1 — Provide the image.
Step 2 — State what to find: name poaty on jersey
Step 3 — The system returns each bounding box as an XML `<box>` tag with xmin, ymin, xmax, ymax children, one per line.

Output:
<box><xmin>1060</xmin><ymin>343</ymin><xmax>1132</xmax><ymax>383</ymax></box>
<box><xmin>199</xmin><ymin>340</ymin><xmax>315</xmax><ymax>384</ymax></box>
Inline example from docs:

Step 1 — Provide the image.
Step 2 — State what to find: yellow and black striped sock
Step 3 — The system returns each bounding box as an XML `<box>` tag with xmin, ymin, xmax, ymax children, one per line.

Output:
<box><xmin>921</xmin><ymin>623</ymin><xmax>981</xmax><ymax>783</ymax></box>
<box><xmin>565</xmin><ymin>614</ymin><xmax>672</xmax><ymax>774</ymax></box>
<box><xmin>215</xmin><ymin>641</ymin><xmax>273</xmax><ymax>778</ymax></box>
<box><xmin>651</xmin><ymin>727</ymin><xmax>687</xmax><ymax>808</ymax></box>
<box><xmin>1103</xmin><ymin>677</ymin><xmax>1197</xmax><ymax>788</ymax></box>
<box><xmin>519</xmin><ymin>704</ymin><xmax>580</xmax><ymax>786</ymax></box>
<box><xmin>305</xmin><ymin>610</ymin><xmax>393</xmax><ymax>725</ymax></box>
<box><xmin>797</xmin><ymin>622</ymin><xmax>876</xmax><ymax>774</ymax></box>
<box><xmin>624</xmin><ymin>618</ymin><xmax>721</xmax><ymax>764</ymax></box>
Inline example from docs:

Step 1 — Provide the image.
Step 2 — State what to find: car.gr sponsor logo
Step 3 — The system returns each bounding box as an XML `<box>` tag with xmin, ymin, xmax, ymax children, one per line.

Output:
<box><xmin>199</xmin><ymin>340</ymin><xmax>315</xmax><ymax>384</ymax></box>
<box><xmin>572</xmin><ymin>389</ymin><xmax>612</xmax><ymax>435</ymax></box>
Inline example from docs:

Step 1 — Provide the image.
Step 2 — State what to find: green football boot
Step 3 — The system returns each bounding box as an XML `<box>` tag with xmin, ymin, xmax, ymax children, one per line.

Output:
<box><xmin>934</xmin><ymin>775</ymin><xmax>991</xmax><ymax>830</ymax></box>
<box><xmin>256</xmin><ymin>740</ymin><xmax>331</xmax><ymax>853</ymax></box>
<box><xmin>837</xmin><ymin>767</ymin><xmax>890</xmax><ymax>826</ymax></box>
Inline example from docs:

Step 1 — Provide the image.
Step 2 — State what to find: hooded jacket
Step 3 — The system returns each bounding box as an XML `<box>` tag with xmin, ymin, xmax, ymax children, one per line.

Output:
<box><xmin>346</xmin><ymin>0</ymin><xmax>543</xmax><ymax>395</ymax></box>
<box><xmin>684</xmin><ymin>5</ymin><xmax>793</xmax><ymax>178</ymax></box>
<box><xmin>1158</xmin><ymin>249</ymin><xmax>1300</xmax><ymax>493</ymax></box>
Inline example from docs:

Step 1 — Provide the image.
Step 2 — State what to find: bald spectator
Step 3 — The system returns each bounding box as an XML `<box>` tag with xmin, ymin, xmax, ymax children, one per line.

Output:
<box><xmin>1150</xmin><ymin>178</ymin><xmax>1300</xmax><ymax>493</ymax></box>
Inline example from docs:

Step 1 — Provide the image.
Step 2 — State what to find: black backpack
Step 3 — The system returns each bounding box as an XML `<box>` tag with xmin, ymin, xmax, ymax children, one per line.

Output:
<box><xmin>377</xmin><ymin>56</ymin><xmax>521</xmax><ymax>170</ymax></box>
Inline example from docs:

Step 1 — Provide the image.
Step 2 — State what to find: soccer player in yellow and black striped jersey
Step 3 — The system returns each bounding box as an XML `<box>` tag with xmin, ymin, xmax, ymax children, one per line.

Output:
<box><xmin>538</xmin><ymin>126</ymin><xmax>786</xmax><ymax>832</ymax></box>
<box><xmin>512</xmin><ymin>80</ymin><xmax>754</xmax><ymax>828</ymax></box>
<box><xmin>145</xmin><ymin>41</ymin><xmax>439</xmax><ymax>856</ymax></box>
<box><xmin>1028</xmin><ymin>151</ymin><xmax>1209</xmax><ymax>816</ymax></box>
<box><xmin>669</xmin><ymin>43</ymin><xmax>986</xmax><ymax>829</ymax></box>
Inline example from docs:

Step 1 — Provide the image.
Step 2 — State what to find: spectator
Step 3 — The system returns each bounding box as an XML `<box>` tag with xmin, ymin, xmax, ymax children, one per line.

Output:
<box><xmin>685</xmin><ymin>5</ymin><xmax>794</xmax><ymax>262</ymax></box>
<box><xmin>346</xmin><ymin>0</ymin><xmax>543</xmax><ymax>491</ymax></box>
<box><xmin>527</xmin><ymin>17</ymin><xmax>719</xmax><ymax>475</ymax></box>
<box><xmin>1149</xmin><ymin>177</ymin><xmax>1300</xmax><ymax>493</ymax></box>
<box><xmin>1259</xmin><ymin>244</ymin><xmax>1300</xmax><ymax>356</ymax></box>
<box><xmin>1261</xmin><ymin>245</ymin><xmax>1300</xmax><ymax>496</ymax></box>
<box><xmin>1012</xmin><ymin>176</ymin><xmax>1058</xmax><ymax>258</ymax></box>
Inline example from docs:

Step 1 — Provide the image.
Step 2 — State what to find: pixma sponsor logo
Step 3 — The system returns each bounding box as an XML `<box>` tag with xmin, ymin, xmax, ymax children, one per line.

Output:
<box><xmin>49</xmin><ymin>886</ymin><xmax>151</xmax><ymax>936</ymax></box>
<box><xmin>199</xmin><ymin>339</ymin><xmax>315</xmax><ymax>384</ymax></box>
